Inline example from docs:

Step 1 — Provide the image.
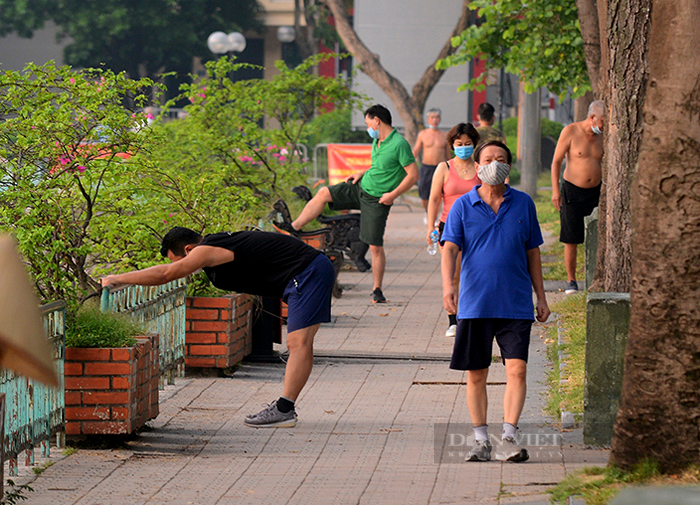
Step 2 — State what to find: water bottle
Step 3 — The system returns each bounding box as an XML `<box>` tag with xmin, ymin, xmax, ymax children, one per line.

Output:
<box><xmin>427</xmin><ymin>229</ymin><xmax>439</xmax><ymax>255</ymax></box>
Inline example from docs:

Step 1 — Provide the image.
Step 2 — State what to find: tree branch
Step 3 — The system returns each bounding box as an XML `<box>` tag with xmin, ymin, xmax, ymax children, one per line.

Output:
<box><xmin>412</xmin><ymin>0</ymin><xmax>473</xmax><ymax>110</ymax></box>
<box><xmin>322</xmin><ymin>0</ymin><xmax>421</xmax><ymax>142</ymax></box>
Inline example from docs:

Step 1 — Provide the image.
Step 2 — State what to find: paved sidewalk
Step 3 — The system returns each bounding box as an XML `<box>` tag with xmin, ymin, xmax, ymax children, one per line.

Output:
<box><xmin>14</xmin><ymin>201</ymin><xmax>608</xmax><ymax>504</ymax></box>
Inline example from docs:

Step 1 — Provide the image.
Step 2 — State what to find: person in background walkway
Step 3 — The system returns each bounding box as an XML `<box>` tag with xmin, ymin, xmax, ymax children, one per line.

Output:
<box><xmin>441</xmin><ymin>141</ymin><xmax>550</xmax><ymax>462</ymax></box>
<box><xmin>101</xmin><ymin>227</ymin><xmax>335</xmax><ymax>429</ymax></box>
<box><xmin>286</xmin><ymin>104</ymin><xmax>418</xmax><ymax>304</ymax></box>
<box><xmin>425</xmin><ymin>123</ymin><xmax>481</xmax><ymax>338</ymax></box>
<box><xmin>413</xmin><ymin>108</ymin><xmax>451</xmax><ymax>219</ymax></box>
<box><xmin>550</xmin><ymin>100</ymin><xmax>604</xmax><ymax>294</ymax></box>
<box><xmin>475</xmin><ymin>103</ymin><xmax>506</xmax><ymax>146</ymax></box>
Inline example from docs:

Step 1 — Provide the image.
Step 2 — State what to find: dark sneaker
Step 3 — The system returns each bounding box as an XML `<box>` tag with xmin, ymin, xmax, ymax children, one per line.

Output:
<box><xmin>371</xmin><ymin>287</ymin><xmax>386</xmax><ymax>303</ymax></box>
<box><xmin>465</xmin><ymin>439</ymin><xmax>492</xmax><ymax>462</ymax></box>
<box><xmin>565</xmin><ymin>280</ymin><xmax>578</xmax><ymax>294</ymax></box>
<box><xmin>244</xmin><ymin>400</ymin><xmax>297</xmax><ymax>428</ymax></box>
<box><xmin>274</xmin><ymin>221</ymin><xmax>299</xmax><ymax>236</ymax></box>
<box><xmin>495</xmin><ymin>436</ymin><xmax>529</xmax><ymax>462</ymax></box>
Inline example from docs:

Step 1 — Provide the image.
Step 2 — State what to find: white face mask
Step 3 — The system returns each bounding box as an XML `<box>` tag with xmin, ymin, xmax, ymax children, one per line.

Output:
<box><xmin>478</xmin><ymin>160</ymin><xmax>511</xmax><ymax>185</ymax></box>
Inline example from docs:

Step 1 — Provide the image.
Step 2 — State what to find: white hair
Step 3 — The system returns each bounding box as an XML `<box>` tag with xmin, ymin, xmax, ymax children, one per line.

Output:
<box><xmin>588</xmin><ymin>100</ymin><xmax>604</xmax><ymax>117</ymax></box>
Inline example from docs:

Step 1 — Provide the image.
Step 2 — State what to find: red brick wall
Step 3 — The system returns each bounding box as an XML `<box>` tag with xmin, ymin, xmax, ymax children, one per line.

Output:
<box><xmin>185</xmin><ymin>294</ymin><xmax>253</xmax><ymax>368</ymax></box>
<box><xmin>65</xmin><ymin>334</ymin><xmax>160</xmax><ymax>436</ymax></box>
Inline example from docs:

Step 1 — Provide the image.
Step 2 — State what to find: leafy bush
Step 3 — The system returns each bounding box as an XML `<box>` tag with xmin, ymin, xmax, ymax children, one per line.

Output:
<box><xmin>66</xmin><ymin>307</ymin><xmax>142</xmax><ymax>348</ymax></box>
<box><xmin>0</xmin><ymin>56</ymin><xmax>362</xmax><ymax>312</ymax></box>
<box><xmin>303</xmin><ymin>107</ymin><xmax>369</xmax><ymax>147</ymax></box>
<box><xmin>0</xmin><ymin>62</ymin><xmax>155</xmax><ymax>309</ymax></box>
<box><xmin>186</xmin><ymin>272</ymin><xmax>228</xmax><ymax>298</ymax></box>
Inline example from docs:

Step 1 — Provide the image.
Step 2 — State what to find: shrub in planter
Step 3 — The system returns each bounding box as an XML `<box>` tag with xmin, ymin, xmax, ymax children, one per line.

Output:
<box><xmin>185</xmin><ymin>273</ymin><xmax>253</xmax><ymax>369</ymax></box>
<box><xmin>65</xmin><ymin>309</ymin><xmax>159</xmax><ymax>436</ymax></box>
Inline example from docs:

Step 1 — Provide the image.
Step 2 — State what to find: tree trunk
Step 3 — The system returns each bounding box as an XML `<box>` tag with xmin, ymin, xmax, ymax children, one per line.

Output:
<box><xmin>323</xmin><ymin>0</ymin><xmax>471</xmax><ymax>145</ymax></box>
<box><xmin>294</xmin><ymin>0</ymin><xmax>315</xmax><ymax>61</ymax></box>
<box><xmin>573</xmin><ymin>91</ymin><xmax>596</xmax><ymax>122</ymax></box>
<box><xmin>575</xmin><ymin>0</ymin><xmax>602</xmax><ymax>96</ymax></box>
<box><xmin>518</xmin><ymin>83</ymin><xmax>540</xmax><ymax>198</ymax></box>
<box><xmin>590</xmin><ymin>0</ymin><xmax>651</xmax><ymax>293</ymax></box>
<box><xmin>610</xmin><ymin>0</ymin><xmax>700</xmax><ymax>473</ymax></box>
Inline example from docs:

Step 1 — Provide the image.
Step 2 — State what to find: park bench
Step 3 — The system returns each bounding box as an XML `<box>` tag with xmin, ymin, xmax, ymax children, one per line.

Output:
<box><xmin>268</xmin><ymin>188</ymin><xmax>371</xmax><ymax>298</ymax></box>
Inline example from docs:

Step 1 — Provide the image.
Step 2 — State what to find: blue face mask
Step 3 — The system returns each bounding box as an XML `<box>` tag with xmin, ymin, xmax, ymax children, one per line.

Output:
<box><xmin>367</xmin><ymin>126</ymin><xmax>380</xmax><ymax>139</ymax></box>
<box><xmin>454</xmin><ymin>145</ymin><xmax>474</xmax><ymax>160</ymax></box>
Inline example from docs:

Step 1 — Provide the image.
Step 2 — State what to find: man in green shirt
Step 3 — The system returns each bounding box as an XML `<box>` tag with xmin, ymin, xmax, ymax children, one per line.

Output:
<box><xmin>289</xmin><ymin>104</ymin><xmax>418</xmax><ymax>303</ymax></box>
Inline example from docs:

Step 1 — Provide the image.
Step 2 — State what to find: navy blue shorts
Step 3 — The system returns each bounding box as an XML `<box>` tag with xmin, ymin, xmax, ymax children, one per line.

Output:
<box><xmin>282</xmin><ymin>254</ymin><xmax>335</xmax><ymax>333</ymax></box>
<box><xmin>450</xmin><ymin>319</ymin><xmax>532</xmax><ymax>370</ymax></box>
<box><xmin>418</xmin><ymin>164</ymin><xmax>438</xmax><ymax>200</ymax></box>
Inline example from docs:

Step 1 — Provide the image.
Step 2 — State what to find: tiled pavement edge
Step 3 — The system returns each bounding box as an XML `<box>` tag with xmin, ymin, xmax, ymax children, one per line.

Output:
<box><xmin>10</xmin><ymin>198</ymin><xmax>608</xmax><ymax>504</ymax></box>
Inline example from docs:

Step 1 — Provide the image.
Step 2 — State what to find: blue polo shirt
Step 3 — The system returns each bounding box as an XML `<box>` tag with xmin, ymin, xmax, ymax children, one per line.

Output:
<box><xmin>441</xmin><ymin>185</ymin><xmax>543</xmax><ymax>320</ymax></box>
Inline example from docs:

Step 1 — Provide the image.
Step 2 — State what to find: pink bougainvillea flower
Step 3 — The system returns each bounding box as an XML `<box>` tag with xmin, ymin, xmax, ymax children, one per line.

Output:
<box><xmin>239</xmin><ymin>156</ymin><xmax>253</xmax><ymax>163</ymax></box>
<box><xmin>279</xmin><ymin>156</ymin><xmax>287</xmax><ymax>162</ymax></box>
<box><xmin>145</xmin><ymin>113</ymin><xmax>154</xmax><ymax>120</ymax></box>
<box><xmin>189</xmin><ymin>97</ymin><xmax>195</xmax><ymax>103</ymax></box>
<box><xmin>59</xmin><ymin>157</ymin><xmax>70</xmax><ymax>165</ymax></box>
<box><xmin>70</xmin><ymin>77</ymin><xmax>75</xmax><ymax>84</ymax></box>
<box><xmin>76</xmin><ymin>165</ymin><xmax>86</xmax><ymax>173</ymax></box>
<box><xmin>280</xmin><ymin>148</ymin><xmax>289</xmax><ymax>155</ymax></box>
<box><xmin>198</xmin><ymin>93</ymin><xmax>206</xmax><ymax>98</ymax></box>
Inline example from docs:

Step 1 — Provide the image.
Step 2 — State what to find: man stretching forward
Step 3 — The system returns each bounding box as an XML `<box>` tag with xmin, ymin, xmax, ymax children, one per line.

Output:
<box><xmin>102</xmin><ymin>227</ymin><xmax>335</xmax><ymax>428</ymax></box>
<box><xmin>441</xmin><ymin>141</ymin><xmax>550</xmax><ymax>462</ymax></box>
<box><xmin>551</xmin><ymin>100</ymin><xmax>604</xmax><ymax>293</ymax></box>
<box><xmin>288</xmin><ymin>104</ymin><xmax>418</xmax><ymax>304</ymax></box>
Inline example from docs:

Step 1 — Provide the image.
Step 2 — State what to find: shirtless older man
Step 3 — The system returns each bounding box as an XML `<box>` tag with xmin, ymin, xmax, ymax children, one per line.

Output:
<box><xmin>413</xmin><ymin>108</ymin><xmax>451</xmax><ymax>213</ymax></box>
<box><xmin>551</xmin><ymin>100</ymin><xmax>604</xmax><ymax>293</ymax></box>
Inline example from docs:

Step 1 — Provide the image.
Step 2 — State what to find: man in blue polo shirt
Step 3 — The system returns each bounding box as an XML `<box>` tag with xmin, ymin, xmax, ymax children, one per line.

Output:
<box><xmin>441</xmin><ymin>140</ymin><xmax>550</xmax><ymax>463</ymax></box>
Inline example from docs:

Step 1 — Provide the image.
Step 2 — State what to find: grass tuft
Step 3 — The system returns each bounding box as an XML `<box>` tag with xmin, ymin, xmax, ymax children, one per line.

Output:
<box><xmin>549</xmin><ymin>460</ymin><xmax>700</xmax><ymax>504</ymax></box>
<box><xmin>66</xmin><ymin>307</ymin><xmax>142</xmax><ymax>348</ymax></box>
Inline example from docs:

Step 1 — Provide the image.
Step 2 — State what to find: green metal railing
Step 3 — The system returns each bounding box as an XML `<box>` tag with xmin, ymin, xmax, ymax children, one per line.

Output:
<box><xmin>1</xmin><ymin>301</ymin><xmax>65</xmax><ymax>476</ymax></box>
<box><xmin>101</xmin><ymin>279</ymin><xmax>187</xmax><ymax>386</ymax></box>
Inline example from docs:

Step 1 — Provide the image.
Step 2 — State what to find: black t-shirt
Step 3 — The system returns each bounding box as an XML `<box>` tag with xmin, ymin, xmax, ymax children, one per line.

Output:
<box><xmin>200</xmin><ymin>231</ymin><xmax>320</xmax><ymax>298</ymax></box>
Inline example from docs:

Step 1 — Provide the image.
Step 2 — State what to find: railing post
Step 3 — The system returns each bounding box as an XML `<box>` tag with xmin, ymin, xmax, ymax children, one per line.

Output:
<box><xmin>100</xmin><ymin>286</ymin><xmax>111</xmax><ymax>313</ymax></box>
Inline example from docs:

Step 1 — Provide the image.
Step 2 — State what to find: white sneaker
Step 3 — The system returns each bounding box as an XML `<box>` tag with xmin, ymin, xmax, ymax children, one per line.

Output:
<box><xmin>423</xmin><ymin>214</ymin><xmax>428</xmax><ymax>225</ymax></box>
<box><xmin>495</xmin><ymin>436</ymin><xmax>529</xmax><ymax>462</ymax></box>
<box><xmin>445</xmin><ymin>324</ymin><xmax>457</xmax><ymax>337</ymax></box>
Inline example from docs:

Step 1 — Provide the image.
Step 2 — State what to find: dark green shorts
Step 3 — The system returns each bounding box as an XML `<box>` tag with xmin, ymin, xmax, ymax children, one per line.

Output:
<box><xmin>328</xmin><ymin>181</ymin><xmax>391</xmax><ymax>246</ymax></box>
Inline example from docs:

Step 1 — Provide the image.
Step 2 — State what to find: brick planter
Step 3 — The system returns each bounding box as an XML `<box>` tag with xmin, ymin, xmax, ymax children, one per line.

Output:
<box><xmin>65</xmin><ymin>334</ymin><xmax>160</xmax><ymax>436</ymax></box>
<box><xmin>185</xmin><ymin>294</ymin><xmax>253</xmax><ymax>368</ymax></box>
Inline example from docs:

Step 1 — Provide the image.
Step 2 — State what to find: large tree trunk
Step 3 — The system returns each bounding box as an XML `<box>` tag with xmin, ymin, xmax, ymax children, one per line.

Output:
<box><xmin>590</xmin><ymin>0</ymin><xmax>651</xmax><ymax>292</ymax></box>
<box><xmin>575</xmin><ymin>0</ymin><xmax>602</xmax><ymax>96</ymax></box>
<box><xmin>323</xmin><ymin>0</ymin><xmax>471</xmax><ymax>145</ymax></box>
<box><xmin>573</xmin><ymin>91</ymin><xmax>596</xmax><ymax>122</ymax></box>
<box><xmin>610</xmin><ymin>0</ymin><xmax>700</xmax><ymax>473</ymax></box>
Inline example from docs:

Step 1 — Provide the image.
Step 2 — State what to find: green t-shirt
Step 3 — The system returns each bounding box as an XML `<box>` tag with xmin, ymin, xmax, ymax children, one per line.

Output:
<box><xmin>360</xmin><ymin>129</ymin><xmax>415</xmax><ymax>197</ymax></box>
<box><xmin>476</xmin><ymin>125</ymin><xmax>505</xmax><ymax>146</ymax></box>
